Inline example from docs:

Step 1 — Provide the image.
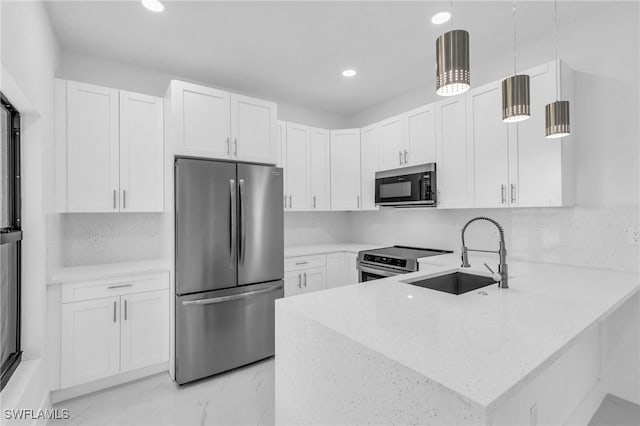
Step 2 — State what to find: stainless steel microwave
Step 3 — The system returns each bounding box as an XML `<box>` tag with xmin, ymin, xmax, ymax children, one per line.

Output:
<box><xmin>375</xmin><ymin>163</ymin><xmax>437</xmax><ymax>207</ymax></box>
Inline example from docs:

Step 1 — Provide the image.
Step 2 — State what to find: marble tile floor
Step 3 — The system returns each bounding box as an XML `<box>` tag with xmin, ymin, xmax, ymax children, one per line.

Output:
<box><xmin>49</xmin><ymin>358</ymin><xmax>275</xmax><ymax>426</ymax></box>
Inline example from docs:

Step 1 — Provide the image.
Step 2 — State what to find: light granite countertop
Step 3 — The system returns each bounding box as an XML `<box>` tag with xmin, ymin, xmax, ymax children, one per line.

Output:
<box><xmin>276</xmin><ymin>254</ymin><xmax>639</xmax><ymax>409</ymax></box>
<box><xmin>48</xmin><ymin>259</ymin><xmax>170</xmax><ymax>284</ymax></box>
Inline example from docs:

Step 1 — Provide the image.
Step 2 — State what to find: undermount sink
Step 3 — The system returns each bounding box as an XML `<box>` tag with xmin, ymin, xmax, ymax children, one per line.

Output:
<box><xmin>402</xmin><ymin>272</ymin><xmax>497</xmax><ymax>295</ymax></box>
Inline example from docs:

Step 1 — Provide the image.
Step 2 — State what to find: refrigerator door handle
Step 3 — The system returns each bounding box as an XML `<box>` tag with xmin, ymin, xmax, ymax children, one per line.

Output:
<box><xmin>239</xmin><ymin>179</ymin><xmax>246</xmax><ymax>264</ymax></box>
<box><xmin>229</xmin><ymin>179</ymin><xmax>236</xmax><ymax>263</ymax></box>
<box><xmin>181</xmin><ymin>283</ymin><xmax>283</xmax><ymax>306</ymax></box>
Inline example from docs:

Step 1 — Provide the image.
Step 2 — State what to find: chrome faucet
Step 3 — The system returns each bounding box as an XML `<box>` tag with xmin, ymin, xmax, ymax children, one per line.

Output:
<box><xmin>460</xmin><ymin>217</ymin><xmax>509</xmax><ymax>289</ymax></box>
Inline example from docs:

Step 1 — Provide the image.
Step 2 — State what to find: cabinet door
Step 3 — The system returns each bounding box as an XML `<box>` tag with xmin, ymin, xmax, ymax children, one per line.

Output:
<box><xmin>174</xmin><ymin>81</ymin><xmax>231</xmax><ymax>159</ymax></box>
<box><xmin>66</xmin><ymin>81</ymin><xmax>119</xmax><ymax>212</ymax></box>
<box><xmin>326</xmin><ymin>252</ymin><xmax>345</xmax><ymax>289</ymax></box>
<box><xmin>405</xmin><ymin>104</ymin><xmax>436</xmax><ymax>165</ymax></box>
<box><xmin>230</xmin><ymin>94</ymin><xmax>277</xmax><ymax>164</ymax></box>
<box><xmin>379</xmin><ymin>116</ymin><xmax>405</xmax><ymax>170</ymax></box>
<box><xmin>468</xmin><ymin>82</ymin><xmax>510</xmax><ymax>208</ymax></box>
<box><xmin>61</xmin><ymin>297</ymin><xmax>121</xmax><ymax>387</ymax></box>
<box><xmin>344</xmin><ymin>252</ymin><xmax>358</xmax><ymax>284</ymax></box>
<box><xmin>514</xmin><ymin>62</ymin><xmax>564</xmax><ymax>207</ymax></box>
<box><xmin>309</xmin><ymin>127</ymin><xmax>331</xmax><ymax>210</ymax></box>
<box><xmin>299</xmin><ymin>268</ymin><xmax>326</xmax><ymax>294</ymax></box>
<box><xmin>284</xmin><ymin>271</ymin><xmax>301</xmax><ymax>297</ymax></box>
<box><xmin>119</xmin><ymin>91</ymin><xmax>164</xmax><ymax>212</ymax></box>
<box><xmin>436</xmin><ymin>97</ymin><xmax>471</xmax><ymax>208</ymax></box>
<box><xmin>121</xmin><ymin>290</ymin><xmax>169</xmax><ymax>372</ymax></box>
<box><xmin>330</xmin><ymin>129</ymin><xmax>361</xmax><ymax>211</ymax></box>
<box><xmin>360</xmin><ymin>124</ymin><xmax>380</xmax><ymax>210</ymax></box>
<box><xmin>277</xmin><ymin>120</ymin><xmax>286</xmax><ymax>169</ymax></box>
<box><xmin>285</xmin><ymin>123</ymin><xmax>310</xmax><ymax>210</ymax></box>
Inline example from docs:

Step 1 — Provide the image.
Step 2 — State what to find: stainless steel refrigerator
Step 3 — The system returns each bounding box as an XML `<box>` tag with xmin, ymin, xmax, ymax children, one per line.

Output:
<box><xmin>174</xmin><ymin>158</ymin><xmax>284</xmax><ymax>385</ymax></box>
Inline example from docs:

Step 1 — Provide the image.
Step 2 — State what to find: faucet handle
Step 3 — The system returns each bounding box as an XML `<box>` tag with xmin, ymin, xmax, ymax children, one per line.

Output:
<box><xmin>483</xmin><ymin>263</ymin><xmax>503</xmax><ymax>283</ymax></box>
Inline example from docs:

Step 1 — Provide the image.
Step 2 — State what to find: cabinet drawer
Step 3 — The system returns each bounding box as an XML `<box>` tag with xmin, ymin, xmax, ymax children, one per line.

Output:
<box><xmin>62</xmin><ymin>272</ymin><xmax>169</xmax><ymax>303</ymax></box>
<box><xmin>285</xmin><ymin>255</ymin><xmax>326</xmax><ymax>272</ymax></box>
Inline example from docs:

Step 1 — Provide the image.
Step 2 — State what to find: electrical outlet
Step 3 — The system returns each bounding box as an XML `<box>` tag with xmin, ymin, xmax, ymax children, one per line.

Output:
<box><xmin>89</xmin><ymin>232</ymin><xmax>101</xmax><ymax>244</ymax></box>
<box><xmin>626</xmin><ymin>227</ymin><xmax>640</xmax><ymax>246</ymax></box>
<box><xmin>530</xmin><ymin>403</ymin><xmax>538</xmax><ymax>426</ymax></box>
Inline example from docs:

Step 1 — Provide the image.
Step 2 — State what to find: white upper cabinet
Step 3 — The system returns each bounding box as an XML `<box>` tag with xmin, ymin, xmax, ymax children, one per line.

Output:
<box><xmin>404</xmin><ymin>104</ymin><xmax>436</xmax><ymax>166</ymax></box>
<box><xmin>172</xmin><ymin>81</ymin><xmax>231</xmax><ymax>159</ymax></box>
<box><xmin>309</xmin><ymin>127</ymin><xmax>331</xmax><ymax>210</ymax></box>
<box><xmin>513</xmin><ymin>61</ymin><xmax>574</xmax><ymax>207</ymax></box>
<box><xmin>435</xmin><ymin>96</ymin><xmax>471</xmax><ymax>208</ymax></box>
<box><xmin>277</xmin><ymin>120</ymin><xmax>286</xmax><ymax>168</ymax></box>
<box><xmin>167</xmin><ymin>80</ymin><xmax>276</xmax><ymax>163</ymax></box>
<box><xmin>379</xmin><ymin>116</ymin><xmax>405</xmax><ymax>170</ymax></box>
<box><xmin>467</xmin><ymin>81</ymin><xmax>511</xmax><ymax>208</ymax></box>
<box><xmin>230</xmin><ymin>94</ymin><xmax>277</xmax><ymax>164</ymax></box>
<box><xmin>285</xmin><ymin>122</ymin><xmax>310</xmax><ymax>210</ymax></box>
<box><xmin>57</xmin><ymin>80</ymin><xmax>164</xmax><ymax>213</ymax></box>
<box><xmin>360</xmin><ymin>124</ymin><xmax>380</xmax><ymax>210</ymax></box>
<box><xmin>65</xmin><ymin>81</ymin><xmax>120</xmax><ymax>212</ymax></box>
<box><xmin>330</xmin><ymin>129</ymin><xmax>361</xmax><ymax>211</ymax></box>
<box><xmin>119</xmin><ymin>91</ymin><xmax>164</xmax><ymax>212</ymax></box>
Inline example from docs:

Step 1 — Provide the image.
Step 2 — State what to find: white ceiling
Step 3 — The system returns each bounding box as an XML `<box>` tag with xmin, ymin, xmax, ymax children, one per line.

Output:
<box><xmin>45</xmin><ymin>0</ymin><xmax>610</xmax><ymax>116</ymax></box>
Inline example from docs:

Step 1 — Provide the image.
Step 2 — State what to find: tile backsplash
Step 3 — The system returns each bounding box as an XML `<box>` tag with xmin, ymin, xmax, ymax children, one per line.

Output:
<box><xmin>51</xmin><ymin>213</ymin><xmax>167</xmax><ymax>267</ymax></box>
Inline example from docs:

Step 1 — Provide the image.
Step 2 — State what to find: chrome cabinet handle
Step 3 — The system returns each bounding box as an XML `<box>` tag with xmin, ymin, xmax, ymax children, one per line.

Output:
<box><xmin>510</xmin><ymin>184</ymin><xmax>516</xmax><ymax>203</ymax></box>
<box><xmin>230</xmin><ymin>179</ymin><xmax>237</xmax><ymax>263</ymax></box>
<box><xmin>288</xmin><ymin>195</ymin><xmax>292</xmax><ymax>208</ymax></box>
<box><xmin>313</xmin><ymin>195</ymin><xmax>316</xmax><ymax>209</ymax></box>
<box><xmin>399</xmin><ymin>151</ymin><xmax>403</xmax><ymax>165</ymax></box>
<box><xmin>295</xmin><ymin>261</ymin><xmax>309</xmax><ymax>265</ymax></box>
<box><xmin>404</xmin><ymin>150</ymin><xmax>408</xmax><ymax>164</ymax></box>
<box><xmin>284</xmin><ymin>195</ymin><xmax>287</xmax><ymax>208</ymax></box>
<box><xmin>113</xmin><ymin>301</ymin><xmax>117</xmax><ymax>323</ymax></box>
<box><xmin>239</xmin><ymin>179</ymin><xmax>246</xmax><ymax>264</ymax></box>
<box><xmin>108</xmin><ymin>284</ymin><xmax>133</xmax><ymax>289</ymax></box>
<box><xmin>113</xmin><ymin>189</ymin><xmax>117</xmax><ymax>209</ymax></box>
<box><xmin>123</xmin><ymin>190</ymin><xmax>126</xmax><ymax>209</ymax></box>
<box><xmin>234</xmin><ymin>138</ymin><xmax>238</xmax><ymax>157</ymax></box>
<box><xmin>124</xmin><ymin>299</ymin><xmax>128</xmax><ymax>321</ymax></box>
<box><xmin>303</xmin><ymin>272</ymin><xmax>307</xmax><ymax>287</ymax></box>
<box><xmin>298</xmin><ymin>274</ymin><xmax>301</xmax><ymax>288</ymax></box>
<box><xmin>501</xmin><ymin>185</ymin><xmax>507</xmax><ymax>204</ymax></box>
<box><xmin>226</xmin><ymin>137</ymin><xmax>230</xmax><ymax>155</ymax></box>
<box><xmin>357</xmin><ymin>195</ymin><xmax>360</xmax><ymax>209</ymax></box>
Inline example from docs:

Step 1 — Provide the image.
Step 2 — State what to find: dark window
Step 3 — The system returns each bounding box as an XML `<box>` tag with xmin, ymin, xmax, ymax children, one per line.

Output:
<box><xmin>0</xmin><ymin>92</ymin><xmax>22</xmax><ymax>391</ymax></box>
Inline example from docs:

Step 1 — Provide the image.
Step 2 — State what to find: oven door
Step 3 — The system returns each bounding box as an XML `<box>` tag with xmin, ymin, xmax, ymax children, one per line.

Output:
<box><xmin>357</xmin><ymin>263</ymin><xmax>404</xmax><ymax>283</ymax></box>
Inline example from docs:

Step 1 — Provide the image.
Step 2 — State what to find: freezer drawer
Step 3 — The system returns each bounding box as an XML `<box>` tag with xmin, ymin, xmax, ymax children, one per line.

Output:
<box><xmin>175</xmin><ymin>280</ymin><xmax>283</xmax><ymax>384</ymax></box>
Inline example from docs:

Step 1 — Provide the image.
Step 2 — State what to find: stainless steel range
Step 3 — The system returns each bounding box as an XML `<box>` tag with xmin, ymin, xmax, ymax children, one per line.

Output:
<box><xmin>356</xmin><ymin>246</ymin><xmax>453</xmax><ymax>282</ymax></box>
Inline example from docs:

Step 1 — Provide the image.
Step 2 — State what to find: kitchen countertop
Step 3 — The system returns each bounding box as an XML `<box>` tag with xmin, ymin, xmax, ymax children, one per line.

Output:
<box><xmin>276</xmin><ymin>254</ymin><xmax>639</xmax><ymax>409</ymax></box>
<box><xmin>48</xmin><ymin>259</ymin><xmax>170</xmax><ymax>285</ymax></box>
<box><xmin>284</xmin><ymin>243</ymin><xmax>381</xmax><ymax>258</ymax></box>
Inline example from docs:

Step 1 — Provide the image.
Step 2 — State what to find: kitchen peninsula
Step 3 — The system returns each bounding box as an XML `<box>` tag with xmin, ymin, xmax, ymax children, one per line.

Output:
<box><xmin>274</xmin><ymin>254</ymin><xmax>639</xmax><ymax>425</ymax></box>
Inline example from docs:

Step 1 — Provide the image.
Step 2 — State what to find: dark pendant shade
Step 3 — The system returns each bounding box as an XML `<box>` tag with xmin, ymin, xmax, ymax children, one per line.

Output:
<box><xmin>436</xmin><ymin>30</ymin><xmax>470</xmax><ymax>96</ymax></box>
<box><xmin>545</xmin><ymin>100</ymin><xmax>570</xmax><ymax>138</ymax></box>
<box><xmin>502</xmin><ymin>74</ymin><xmax>530</xmax><ymax>122</ymax></box>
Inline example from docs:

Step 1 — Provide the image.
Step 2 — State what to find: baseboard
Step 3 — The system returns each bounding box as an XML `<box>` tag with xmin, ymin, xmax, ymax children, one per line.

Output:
<box><xmin>50</xmin><ymin>362</ymin><xmax>168</xmax><ymax>404</ymax></box>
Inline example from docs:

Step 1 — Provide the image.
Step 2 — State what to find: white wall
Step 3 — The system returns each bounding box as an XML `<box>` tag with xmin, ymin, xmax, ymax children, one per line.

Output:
<box><xmin>345</xmin><ymin>3</ymin><xmax>639</xmax><ymax>272</ymax></box>
<box><xmin>1</xmin><ymin>0</ymin><xmax>59</xmax><ymax>413</ymax></box>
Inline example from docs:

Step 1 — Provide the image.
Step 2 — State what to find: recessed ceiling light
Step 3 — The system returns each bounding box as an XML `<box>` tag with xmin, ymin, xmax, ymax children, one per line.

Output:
<box><xmin>342</xmin><ymin>69</ymin><xmax>357</xmax><ymax>77</ymax></box>
<box><xmin>142</xmin><ymin>0</ymin><xmax>164</xmax><ymax>13</ymax></box>
<box><xmin>431</xmin><ymin>11</ymin><xmax>451</xmax><ymax>25</ymax></box>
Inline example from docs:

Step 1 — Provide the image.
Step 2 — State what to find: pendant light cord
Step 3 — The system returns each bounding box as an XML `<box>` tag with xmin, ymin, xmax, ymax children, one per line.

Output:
<box><xmin>554</xmin><ymin>0</ymin><xmax>561</xmax><ymax>100</ymax></box>
<box><xmin>512</xmin><ymin>0</ymin><xmax>517</xmax><ymax>75</ymax></box>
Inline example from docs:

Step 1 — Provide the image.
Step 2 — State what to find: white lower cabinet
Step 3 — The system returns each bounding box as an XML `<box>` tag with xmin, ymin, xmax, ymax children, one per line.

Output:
<box><xmin>61</xmin><ymin>297</ymin><xmax>121</xmax><ymax>387</ymax></box>
<box><xmin>59</xmin><ymin>273</ymin><xmax>169</xmax><ymax>388</ymax></box>
<box><xmin>120</xmin><ymin>290</ymin><xmax>170</xmax><ymax>372</ymax></box>
<box><xmin>286</xmin><ymin>252</ymin><xmax>359</xmax><ymax>296</ymax></box>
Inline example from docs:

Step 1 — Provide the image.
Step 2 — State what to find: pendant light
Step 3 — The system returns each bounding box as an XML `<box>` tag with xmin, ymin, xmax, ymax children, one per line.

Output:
<box><xmin>436</xmin><ymin>0</ymin><xmax>470</xmax><ymax>96</ymax></box>
<box><xmin>502</xmin><ymin>0</ymin><xmax>530</xmax><ymax>122</ymax></box>
<box><xmin>545</xmin><ymin>0</ymin><xmax>570</xmax><ymax>138</ymax></box>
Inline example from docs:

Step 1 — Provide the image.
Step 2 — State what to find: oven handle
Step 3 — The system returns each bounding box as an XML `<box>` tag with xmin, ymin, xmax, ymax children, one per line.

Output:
<box><xmin>357</xmin><ymin>263</ymin><xmax>403</xmax><ymax>278</ymax></box>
